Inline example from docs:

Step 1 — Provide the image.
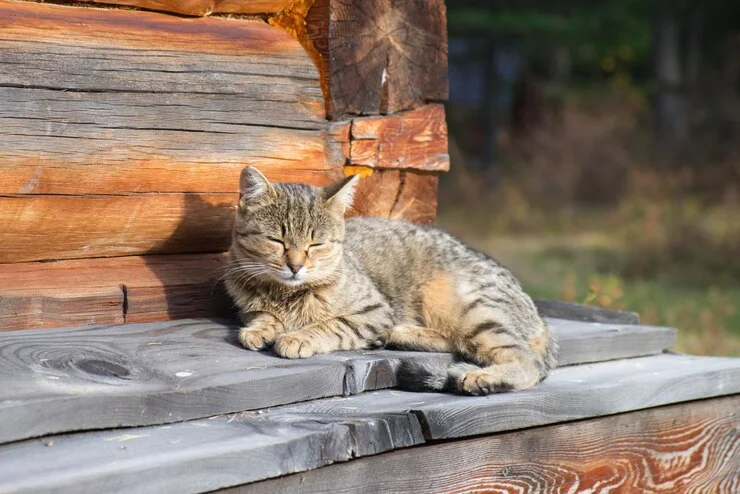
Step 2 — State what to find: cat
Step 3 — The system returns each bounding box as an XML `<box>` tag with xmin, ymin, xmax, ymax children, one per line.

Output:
<box><xmin>224</xmin><ymin>166</ymin><xmax>557</xmax><ymax>395</ymax></box>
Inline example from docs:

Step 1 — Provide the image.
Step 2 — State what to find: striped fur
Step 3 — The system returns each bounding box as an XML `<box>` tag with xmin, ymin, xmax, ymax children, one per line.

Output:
<box><xmin>225</xmin><ymin>167</ymin><xmax>557</xmax><ymax>395</ymax></box>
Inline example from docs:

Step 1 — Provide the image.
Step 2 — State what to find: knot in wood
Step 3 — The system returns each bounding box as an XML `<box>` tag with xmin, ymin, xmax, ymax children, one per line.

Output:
<box><xmin>76</xmin><ymin>359</ymin><xmax>131</xmax><ymax>379</ymax></box>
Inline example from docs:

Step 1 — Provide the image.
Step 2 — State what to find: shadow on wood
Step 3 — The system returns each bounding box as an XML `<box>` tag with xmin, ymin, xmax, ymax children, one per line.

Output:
<box><xmin>139</xmin><ymin>194</ymin><xmax>235</xmax><ymax>323</ymax></box>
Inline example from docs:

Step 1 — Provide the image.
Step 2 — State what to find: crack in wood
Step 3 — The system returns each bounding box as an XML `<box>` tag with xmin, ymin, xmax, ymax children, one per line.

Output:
<box><xmin>120</xmin><ymin>284</ymin><xmax>129</xmax><ymax>323</ymax></box>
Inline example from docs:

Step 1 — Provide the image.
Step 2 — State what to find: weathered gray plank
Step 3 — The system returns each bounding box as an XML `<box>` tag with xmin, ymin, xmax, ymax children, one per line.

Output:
<box><xmin>0</xmin><ymin>317</ymin><xmax>677</xmax><ymax>444</ymax></box>
<box><xmin>229</xmin><ymin>396</ymin><xmax>740</xmax><ymax>494</ymax></box>
<box><xmin>0</xmin><ymin>319</ymin><xmax>346</xmax><ymax>445</ymax></box>
<box><xmin>0</xmin><ymin>354</ymin><xmax>737</xmax><ymax>494</ymax></box>
<box><xmin>547</xmin><ymin>317</ymin><xmax>676</xmax><ymax>366</ymax></box>
<box><xmin>535</xmin><ymin>299</ymin><xmax>640</xmax><ymax>325</ymax></box>
<box><xmin>330</xmin><ymin>318</ymin><xmax>676</xmax><ymax>393</ymax></box>
<box><xmin>276</xmin><ymin>354</ymin><xmax>740</xmax><ymax>440</ymax></box>
<box><xmin>0</xmin><ymin>412</ymin><xmax>423</xmax><ymax>494</ymax></box>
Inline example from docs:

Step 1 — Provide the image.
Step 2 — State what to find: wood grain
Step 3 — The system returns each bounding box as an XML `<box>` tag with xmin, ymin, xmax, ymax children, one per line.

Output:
<box><xmin>0</xmin><ymin>0</ymin><xmax>340</xmax><ymax>262</ymax></box>
<box><xmin>72</xmin><ymin>0</ymin><xmax>295</xmax><ymax>16</ymax></box>
<box><xmin>0</xmin><ymin>319</ymin><xmax>351</xmax><ymax>444</ymax></box>
<box><xmin>547</xmin><ymin>317</ymin><xmax>676</xmax><ymax>365</ymax></box>
<box><xmin>535</xmin><ymin>298</ymin><xmax>641</xmax><ymax>325</ymax></box>
<box><xmin>275</xmin><ymin>0</ymin><xmax>448</xmax><ymax>119</ymax></box>
<box><xmin>0</xmin><ymin>254</ymin><xmax>231</xmax><ymax>330</ymax></box>
<box><xmin>0</xmin><ymin>317</ymin><xmax>682</xmax><ymax>443</ymax></box>
<box><xmin>0</xmin><ymin>411</ymin><xmax>423</xmax><ymax>494</ymax></box>
<box><xmin>0</xmin><ymin>194</ymin><xmax>237</xmax><ymax>263</ymax></box>
<box><xmin>351</xmin><ymin>170</ymin><xmax>439</xmax><ymax>224</ymax></box>
<box><xmin>0</xmin><ymin>0</ymin><xmax>329</xmax><ymax>178</ymax></box>
<box><xmin>343</xmin><ymin>105</ymin><xmax>449</xmax><ymax>171</ymax></box>
<box><xmin>275</xmin><ymin>353</ymin><xmax>740</xmax><ymax>440</ymax></box>
<box><xmin>234</xmin><ymin>396</ymin><xmax>740</xmax><ymax>494</ymax></box>
<box><xmin>330</xmin><ymin>318</ymin><xmax>677</xmax><ymax>394</ymax></box>
<box><xmin>0</xmin><ymin>162</ymin><xmax>337</xmax><ymax>196</ymax></box>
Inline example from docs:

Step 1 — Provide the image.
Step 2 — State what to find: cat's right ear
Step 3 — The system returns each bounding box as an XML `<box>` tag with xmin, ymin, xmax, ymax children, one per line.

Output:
<box><xmin>239</xmin><ymin>166</ymin><xmax>276</xmax><ymax>206</ymax></box>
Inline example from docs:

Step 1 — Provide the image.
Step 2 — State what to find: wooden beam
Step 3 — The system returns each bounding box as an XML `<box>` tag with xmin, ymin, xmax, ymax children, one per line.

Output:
<box><xmin>534</xmin><ymin>298</ymin><xmax>641</xmax><ymax>324</ymax></box>
<box><xmin>274</xmin><ymin>354</ymin><xmax>740</xmax><ymax>440</ymax></box>
<box><xmin>0</xmin><ymin>254</ymin><xmax>231</xmax><ymax>329</ymax></box>
<box><xmin>0</xmin><ymin>319</ymin><xmax>350</xmax><ymax>445</ymax></box>
<box><xmin>71</xmin><ymin>0</ymin><xmax>295</xmax><ymax>16</ymax></box>
<box><xmin>328</xmin><ymin>105</ymin><xmax>450</xmax><ymax>172</ymax></box>
<box><xmin>333</xmin><ymin>318</ymin><xmax>676</xmax><ymax>394</ymax></box>
<box><xmin>271</xmin><ymin>0</ymin><xmax>448</xmax><ymax>119</ymax></box>
<box><xmin>0</xmin><ymin>194</ymin><xmax>236</xmax><ymax>263</ymax></box>
<box><xmin>351</xmin><ymin>169</ymin><xmax>439</xmax><ymax>225</ymax></box>
<box><xmin>0</xmin><ymin>411</ymin><xmax>424</xmax><ymax>494</ymax></box>
<box><xmin>233</xmin><ymin>396</ymin><xmax>740</xmax><ymax>494</ymax></box>
<box><xmin>0</xmin><ymin>0</ymin><xmax>343</xmax><ymax>263</ymax></box>
<box><xmin>0</xmin><ymin>318</ymin><xmax>683</xmax><ymax>443</ymax></box>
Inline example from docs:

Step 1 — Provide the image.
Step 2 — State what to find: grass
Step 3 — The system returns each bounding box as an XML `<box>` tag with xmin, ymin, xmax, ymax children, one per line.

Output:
<box><xmin>437</xmin><ymin>203</ymin><xmax>740</xmax><ymax>358</ymax></box>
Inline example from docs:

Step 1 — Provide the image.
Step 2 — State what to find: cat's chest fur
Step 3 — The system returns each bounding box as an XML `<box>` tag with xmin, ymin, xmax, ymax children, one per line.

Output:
<box><xmin>248</xmin><ymin>288</ymin><xmax>336</xmax><ymax>330</ymax></box>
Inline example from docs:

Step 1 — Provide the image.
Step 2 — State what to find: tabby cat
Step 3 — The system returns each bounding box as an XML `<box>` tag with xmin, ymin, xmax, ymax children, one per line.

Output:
<box><xmin>224</xmin><ymin>167</ymin><xmax>557</xmax><ymax>395</ymax></box>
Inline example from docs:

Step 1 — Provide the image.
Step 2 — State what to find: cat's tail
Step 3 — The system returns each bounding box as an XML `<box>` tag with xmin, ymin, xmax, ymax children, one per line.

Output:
<box><xmin>395</xmin><ymin>360</ymin><xmax>480</xmax><ymax>393</ymax></box>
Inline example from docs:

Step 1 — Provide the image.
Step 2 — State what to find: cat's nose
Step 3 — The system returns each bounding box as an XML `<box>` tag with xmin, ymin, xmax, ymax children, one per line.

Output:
<box><xmin>287</xmin><ymin>262</ymin><xmax>303</xmax><ymax>274</ymax></box>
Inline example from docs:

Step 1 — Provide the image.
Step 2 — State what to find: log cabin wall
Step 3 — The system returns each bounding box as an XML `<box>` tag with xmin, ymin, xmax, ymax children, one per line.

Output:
<box><xmin>0</xmin><ymin>0</ymin><xmax>449</xmax><ymax>330</ymax></box>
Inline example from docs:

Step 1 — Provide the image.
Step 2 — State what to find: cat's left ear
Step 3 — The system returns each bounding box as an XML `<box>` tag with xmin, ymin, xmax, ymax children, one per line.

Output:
<box><xmin>322</xmin><ymin>174</ymin><xmax>360</xmax><ymax>215</ymax></box>
<box><xmin>239</xmin><ymin>166</ymin><xmax>276</xmax><ymax>206</ymax></box>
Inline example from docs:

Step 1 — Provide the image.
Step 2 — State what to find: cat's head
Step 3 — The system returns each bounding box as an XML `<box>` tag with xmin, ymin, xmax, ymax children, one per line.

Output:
<box><xmin>230</xmin><ymin>166</ymin><xmax>359</xmax><ymax>288</ymax></box>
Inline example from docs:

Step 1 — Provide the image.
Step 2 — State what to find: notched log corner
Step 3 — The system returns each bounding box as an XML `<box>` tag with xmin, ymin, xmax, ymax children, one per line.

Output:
<box><xmin>329</xmin><ymin>105</ymin><xmax>449</xmax><ymax>173</ymax></box>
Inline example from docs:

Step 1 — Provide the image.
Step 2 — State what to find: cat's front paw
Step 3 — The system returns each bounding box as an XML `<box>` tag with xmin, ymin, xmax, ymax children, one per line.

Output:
<box><xmin>273</xmin><ymin>332</ymin><xmax>317</xmax><ymax>359</ymax></box>
<box><xmin>239</xmin><ymin>327</ymin><xmax>274</xmax><ymax>351</ymax></box>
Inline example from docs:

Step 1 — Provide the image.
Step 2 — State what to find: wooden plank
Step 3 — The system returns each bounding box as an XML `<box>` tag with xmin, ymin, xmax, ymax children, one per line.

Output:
<box><xmin>234</xmin><ymin>396</ymin><xmax>740</xmax><ymax>494</ymax></box>
<box><xmin>72</xmin><ymin>0</ymin><xmax>295</xmax><ymax>16</ymax></box>
<box><xmin>0</xmin><ymin>254</ymin><xmax>231</xmax><ymax>330</ymax></box>
<box><xmin>547</xmin><ymin>317</ymin><xmax>676</xmax><ymax>366</ymax></box>
<box><xmin>0</xmin><ymin>162</ymin><xmax>336</xmax><ymax>196</ymax></box>
<box><xmin>274</xmin><ymin>354</ymin><xmax>740</xmax><ymax>440</ymax></box>
<box><xmin>0</xmin><ymin>412</ymin><xmax>423</xmax><ymax>494</ymax></box>
<box><xmin>0</xmin><ymin>0</ymin><xmax>339</xmax><ymax>262</ymax></box>
<box><xmin>535</xmin><ymin>298</ymin><xmax>641</xmax><ymax>325</ymax></box>
<box><xmin>290</xmin><ymin>0</ymin><xmax>448</xmax><ymax>119</ymax></box>
<box><xmin>346</xmin><ymin>105</ymin><xmax>450</xmax><ymax>172</ymax></box>
<box><xmin>0</xmin><ymin>319</ymin><xmax>348</xmax><ymax>444</ymax></box>
<box><xmin>0</xmin><ymin>317</ymin><xmax>679</xmax><ymax>442</ymax></box>
<box><xmin>329</xmin><ymin>318</ymin><xmax>676</xmax><ymax>394</ymax></box>
<box><xmin>351</xmin><ymin>169</ymin><xmax>439</xmax><ymax>224</ymax></box>
<box><xmin>0</xmin><ymin>1</ymin><xmax>329</xmax><ymax>180</ymax></box>
<box><xmin>0</xmin><ymin>194</ymin><xmax>236</xmax><ymax>263</ymax></box>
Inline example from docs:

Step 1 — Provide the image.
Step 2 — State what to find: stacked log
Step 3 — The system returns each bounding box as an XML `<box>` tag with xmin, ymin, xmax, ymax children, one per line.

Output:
<box><xmin>0</xmin><ymin>0</ymin><xmax>449</xmax><ymax>329</ymax></box>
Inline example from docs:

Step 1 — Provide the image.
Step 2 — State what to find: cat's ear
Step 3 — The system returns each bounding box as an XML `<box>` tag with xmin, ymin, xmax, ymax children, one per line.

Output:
<box><xmin>239</xmin><ymin>166</ymin><xmax>276</xmax><ymax>205</ymax></box>
<box><xmin>322</xmin><ymin>174</ymin><xmax>359</xmax><ymax>215</ymax></box>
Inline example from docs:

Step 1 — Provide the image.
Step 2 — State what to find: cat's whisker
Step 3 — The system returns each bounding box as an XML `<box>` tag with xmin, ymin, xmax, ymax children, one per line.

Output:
<box><xmin>210</xmin><ymin>264</ymin><xmax>269</xmax><ymax>293</ymax></box>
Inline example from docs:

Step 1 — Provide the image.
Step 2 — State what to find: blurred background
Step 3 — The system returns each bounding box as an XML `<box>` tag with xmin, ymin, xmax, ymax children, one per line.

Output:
<box><xmin>438</xmin><ymin>0</ymin><xmax>739</xmax><ymax>356</ymax></box>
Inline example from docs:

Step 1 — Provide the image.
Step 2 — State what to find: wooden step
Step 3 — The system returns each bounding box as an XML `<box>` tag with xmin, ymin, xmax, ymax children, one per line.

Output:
<box><xmin>232</xmin><ymin>396</ymin><xmax>740</xmax><ymax>494</ymax></box>
<box><xmin>0</xmin><ymin>317</ymin><xmax>676</xmax><ymax>444</ymax></box>
<box><xmin>0</xmin><ymin>355</ymin><xmax>737</xmax><ymax>494</ymax></box>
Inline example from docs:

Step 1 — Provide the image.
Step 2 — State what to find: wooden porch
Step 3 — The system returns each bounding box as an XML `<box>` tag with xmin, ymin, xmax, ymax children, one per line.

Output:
<box><xmin>0</xmin><ymin>309</ymin><xmax>738</xmax><ymax>492</ymax></box>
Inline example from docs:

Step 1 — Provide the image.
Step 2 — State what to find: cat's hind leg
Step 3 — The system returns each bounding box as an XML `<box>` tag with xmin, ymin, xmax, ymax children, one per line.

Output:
<box><xmin>377</xmin><ymin>325</ymin><xmax>453</xmax><ymax>352</ymax></box>
<box><xmin>456</xmin><ymin>306</ymin><xmax>550</xmax><ymax>395</ymax></box>
<box><xmin>458</xmin><ymin>343</ymin><xmax>543</xmax><ymax>395</ymax></box>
